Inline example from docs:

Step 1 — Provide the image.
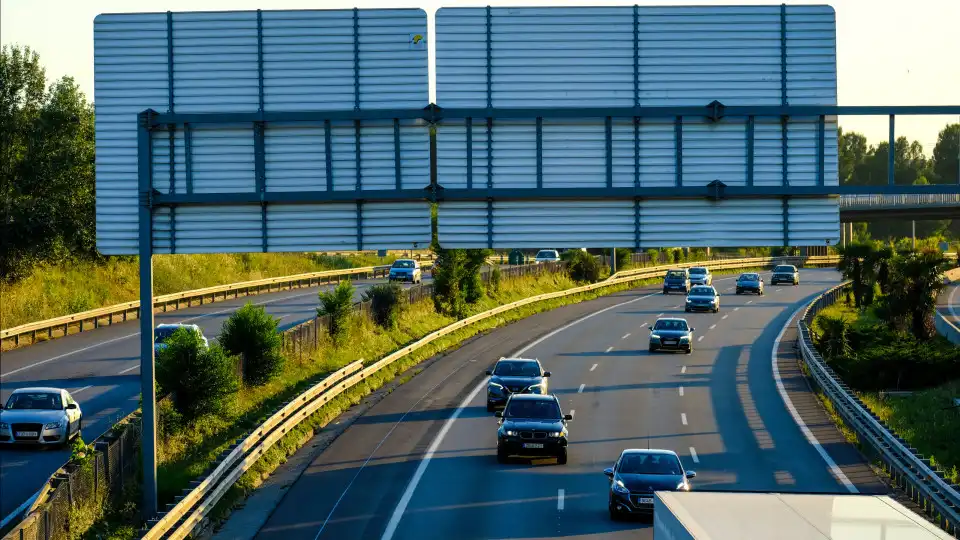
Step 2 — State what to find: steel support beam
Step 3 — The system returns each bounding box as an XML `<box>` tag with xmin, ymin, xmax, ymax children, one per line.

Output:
<box><xmin>888</xmin><ymin>114</ymin><xmax>896</xmax><ymax>186</ymax></box>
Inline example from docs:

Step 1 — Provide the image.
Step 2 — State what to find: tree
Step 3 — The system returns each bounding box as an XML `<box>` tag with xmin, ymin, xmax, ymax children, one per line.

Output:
<box><xmin>0</xmin><ymin>46</ymin><xmax>97</xmax><ymax>282</ymax></box>
<box><xmin>875</xmin><ymin>246</ymin><xmax>894</xmax><ymax>295</ymax></box>
<box><xmin>318</xmin><ymin>280</ymin><xmax>356</xmax><ymax>343</ymax></box>
<box><xmin>155</xmin><ymin>328</ymin><xmax>240</xmax><ymax>420</ymax></box>
<box><xmin>362</xmin><ymin>283</ymin><xmax>406</xmax><ymax>329</ymax></box>
<box><xmin>838</xmin><ymin>127</ymin><xmax>868</xmax><ymax>185</ymax></box>
<box><xmin>563</xmin><ymin>249</ymin><xmax>601</xmax><ymax>283</ymax></box>
<box><xmin>837</xmin><ymin>243</ymin><xmax>877</xmax><ymax>308</ymax></box>
<box><xmin>431</xmin><ymin>247</ymin><xmax>489</xmax><ymax>319</ymax></box>
<box><xmin>885</xmin><ymin>250</ymin><xmax>950</xmax><ymax>340</ymax></box>
<box><xmin>219</xmin><ymin>303</ymin><xmax>285</xmax><ymax>386</ymax></box>
<box><xmin>932</xmin><ymin>123</ymin><xmax>959</xmax><ymax>185</ymax></box>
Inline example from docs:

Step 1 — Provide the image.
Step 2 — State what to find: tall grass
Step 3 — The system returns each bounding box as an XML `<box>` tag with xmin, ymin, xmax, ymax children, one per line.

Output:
<box><xmin>0</xmin><ymin>252</ymin><xmax>397</xmax><ymax>329</ymax></box>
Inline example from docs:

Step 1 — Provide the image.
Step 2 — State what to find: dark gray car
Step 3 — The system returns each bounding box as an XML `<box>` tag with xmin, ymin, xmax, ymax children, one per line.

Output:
<box><xmin>648</xmin><ymin>318</ymin><xmax>694</xmax><ymax>354</ymax></box>
<box><xmin>485</xmin><ymin>358</ymin><xmax>552</xmax><ymax>412</ymax></box>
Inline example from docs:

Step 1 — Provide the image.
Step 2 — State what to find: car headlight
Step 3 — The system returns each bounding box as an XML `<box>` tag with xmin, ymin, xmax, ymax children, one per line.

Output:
<box><xmin>0</xmin><ymin>422</ymin><xmax>8</xmax><ymax>430</ymax></box>
<box><xmin>680</xmin><ymin>336</ymin><xmax>690</xmax><ymax>343</ymax></box>
<box><xmin>504</xmin><ymin>430</ymin><xmax>516</xmax><ymax>436</ymax></box>
<box><xmin>45</xmin><ymin>421</ymin><xmax>62</xmax><ymax>430</ymax></box>
<box><xmin>685</xmin><ymin>298</ymin><xmax>692</xmax><ymax>303</ymax></box>
<box><xmin>613</xmin><ymin>479</ymin><xmax>630</xmax><ymax>494</ymax></box>
<box><xmin>650</xmin><ymin>334</ymin><xmax>661</xmax><ymax>341</ymax></box>
<box><xmin>548</xmin><ymin>431</ymin><xmax>562</xmax><ymax>437</ymax></box>
<box><xmin>676</xmin><ymin>482</ymin><xmax>689</xmax><ymax>491</ymax></box>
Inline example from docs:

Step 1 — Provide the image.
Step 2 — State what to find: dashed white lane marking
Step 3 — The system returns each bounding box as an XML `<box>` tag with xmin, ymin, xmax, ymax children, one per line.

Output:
<box><xmin>681</xmin><ymin>413</ymin><xmax>688</xmax><ymax>426</ymax></box>
<box><xmin>639</xmin><ymin>322</ymin><xmax>648</xmax><ymax>328</ymax></box>
<box><xmin>118</xmin><ymin>364</ymin><xmax>139</xmax><ymax>375</ymax></box>
<box><xmin>557</xmin><ymin>489</ymin><xmax>565</xmax><ymax>511</ymax></box>
<box><xmin>747</xmin><ymin>300</ymin><xmax>754</xmax><ymax>304</ymax></box>
<box><xmin>681</xmin><ymin>366</ymin><xmax>687</xmax><ymax>374</ymax></box>
<box><xmin>690</xmin><ymin>447</ymin><xmax>700</xmax><ymax>463</ymax></box>
<box><xmin>590</xmin><ymin>363</ymin><xmax>598</xmax><ymax>372</ymax></box>
<box><xmin>657</xmin><ymin>313</ymin><xmax>664</xmax><ymax>317</ymax></box>
<box><xmin>776</xmin><ymin>289</ymin><xmax>783</xmax><ymax>293</ymax></box>
<box><xmin>73</xmin><ymin>385</ymin><xmax>93</xmax><ymax>395</ymax></box>
<box><xmin>570</xmin><ymin>409</ymin><xmax>575</xmax><ymax>418</ymax></box>
<box><xmin>709</xmin><ymin>324</ymin><xmax>717</xmax><ymax>330</ymax></box>
<box><xmin>772</xmin><ymin>304</ymin><xmax>858</xmax><ymax>494</ymax></box>
<box><xmin>697</xmin><ymin>336</ymin><xmax>704</xmax><ymax>342</ymax></box>
<box><xmin>722</xmin><ymin>314</ymin><xmax>728</xmax><ymax>320</ymax></box>
<box><xmin>622</xmin><ymin>333</ymin><xmax>631</xmax><ymax>339</ymax></box>
<box><xmin>733</xmin><ymin>307</ymin><xmax>740</xmax><ymax>312</ymax></box>
<box><xmin>678</xmin><ymin>386</ymin><xmax>684</xmax><ymax>396</ymax></box>
<box><xmin>578</xmin><ymin>384</ymin><xmax>586</xmax><ymax>394</ymax></box>
<box><xmin>605</xmin><ymin>346</ymin><xmax>614</xmax><ymax>353</ymax></box>
<box><xmin>673</xmin><ymin>305</ymin><xmax>682</xmax><ymax>309</ymax></box>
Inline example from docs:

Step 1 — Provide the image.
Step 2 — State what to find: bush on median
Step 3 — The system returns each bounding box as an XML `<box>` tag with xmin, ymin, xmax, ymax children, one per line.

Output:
<box><xmin>562</xmin><ymin>249</ymin><xmax>601</xmax><ymax>283</ymax></box>
<box><xmin>362</xmin><ymin>283</ymin><xmax>407</xmax><ymax>329</ymax></box>
<box><xmin>318</xmin><ymin>280</ymin><xmax>356</xmax><ymax>343</ymax></box>
<box><xmin>156</xmin><ymin>328</ymin><xmax>240</xmax><ymax>420</ymax></box>
<box><xmin>219</xmin><ymin>303</ymin><xmax>285</xmax><ymax>386</ymax></box>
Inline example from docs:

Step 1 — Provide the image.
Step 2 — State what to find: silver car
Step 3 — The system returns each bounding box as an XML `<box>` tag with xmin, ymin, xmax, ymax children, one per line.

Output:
<box><xmin>388</xmin><ymin>259</ymin><xmax>422</xmax><ymax>283</ymax></box>
<box><xmin>535</xmin><ymin>249</ymin><xmax>561</xmax><ymax>264</ymax></box>
<box><xmin>0</xmin><ymin>388</ymin><xmax>83</xmax><ymax>446</ymax></box>
<box><xmin>155</xmin><ymin>323</ymin><xmax>208</xmax><ymax>355</ymax></box>
<box><xmin>771</xmin><ymin>264</ymin><xmax>799</xmax><ymax>285</ymax></box>
<box><xmin>685</xmin><ymin>286</ymin><xmax>720</xmax><ymax>313</ymax></box>
<box><xmin>687</xmin><ymin>267</ymin><xmax>713</xmax><ymax>286</ymax></box>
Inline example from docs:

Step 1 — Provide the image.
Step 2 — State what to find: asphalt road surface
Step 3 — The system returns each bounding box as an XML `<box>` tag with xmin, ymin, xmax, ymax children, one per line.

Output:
<box><xmin>249</xmin><ymin>268</ymin><xmax>885</xmax><ymax>540</ymax></box>
<box><xmin>938</xmin><ymin>282</ymin><xmax>960</xmax><ymax>328</ymax></box>
<box><xmin>0</xmin><ymin>276</ymin><xmax>430</xmax><ymax>519</ymax></box>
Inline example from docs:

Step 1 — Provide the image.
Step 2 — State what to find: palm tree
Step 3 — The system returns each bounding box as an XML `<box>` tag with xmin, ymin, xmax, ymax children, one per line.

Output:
<box><xmin>875</xmin><ymin>245</ymin><xmax>894</xmax><ymax>295</ymax></box>
<box><xmin>886</xmin><ymin>250</ymin><xmax>949</xmax><ymax>339</ymax></box>
<box><xmin>837</xmin><ymin>242</ymin><xmax>878</xmax><ymax>308</ymax></box>
<box><xmin>814</xmin><ymin>315</ymin><xmax>852</xmax><ymax>361</ymax></box>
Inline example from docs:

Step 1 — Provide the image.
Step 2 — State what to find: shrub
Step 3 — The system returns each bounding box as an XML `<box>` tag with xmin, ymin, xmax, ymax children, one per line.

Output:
<box><xmin>362</xmin><ymin>283</ymin><xmax>407</xmax><ymax>329</ymax></box>
<box><xmin>219</xmin><ymin>303</ymin><xmax>285</xmax><ymax>386</ymax></box>
<box><xmin>646</xmin><ymin>249</ymin><xmax>660</xmax><ymax>266</ymax></box>
<box><xmin>431</xmin><ymin>248</ymin><xmax>488</xmax><ymax>318</ymax></box>
<box><xmin>812</xmin><ymin>315</ymin><xmax>853</xmax><ymax>361</ymax></box>
<box><xmin>671</xmin><ymin>248</ymin><xmax>684</xmax><ymax>264</ymax></box>
<box><xmin>464</xmin><ymin>249</ymin><xmax>489</xmax><ymax>304</ymax></box>
<box><xmin>564</xmin><ymin>250</ymin><xmax>601</xmax><ymax>283</ymax></box>
<box><xmin>318</xmin><ymin>280</ymin><xmax>356</xmax><ymax>343</ymax></box>
<box><xmin>614</xmin><ymin>248</ymin><xmax>632</xmax><ymax>271</ymax></box>
<box><xmin>489</xmin><ymin>266</ymin><xmax>502</xmax><ymax>294</ymax></box>
<box><xmin>156</xmin><ymin>329</ymin><xmax>240</xmax><ymax>420</ymax></box>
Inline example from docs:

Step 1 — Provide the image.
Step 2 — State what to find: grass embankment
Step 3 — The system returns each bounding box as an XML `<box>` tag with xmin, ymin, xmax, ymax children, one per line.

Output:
<box><xmin>811</xmin><ymin>301</ymin><xmax>960</xmax><ymax>485</ymax></box>
<box><xmin>0</xmin><ymin>252</ymin><xmax>398</xmax><ymax>329</ymax></box>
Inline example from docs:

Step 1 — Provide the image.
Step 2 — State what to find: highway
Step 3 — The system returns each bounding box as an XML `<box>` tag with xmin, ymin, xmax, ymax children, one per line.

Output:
<box><xmin>938</xmin><ymin>282</ymin><xmax>960</xmax><ymax>328</ymax></box>
<box><xmin>0</xmin><ymin>275</ymin><xmax>430</xmax><ymax>519</ymax></box>
<box><xmin>245</xmin><ymin>268</ymin><xmax>886</xmax><ymax>540</ymax></box>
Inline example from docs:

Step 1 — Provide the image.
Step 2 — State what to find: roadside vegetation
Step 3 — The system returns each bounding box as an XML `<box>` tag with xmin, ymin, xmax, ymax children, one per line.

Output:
<box><xmin>811</xmin><ymin>242</ymin><xmax>960</xmax><ymax>483</ymax></box>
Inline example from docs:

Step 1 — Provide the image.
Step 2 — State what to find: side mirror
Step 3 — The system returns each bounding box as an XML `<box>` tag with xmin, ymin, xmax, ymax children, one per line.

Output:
<box><xmin>485</xmin><ymin>370</ymin><xmax>492</xmax><ymax>376</ymax></box>
<box><xmin>686</xmin><ymin>470</ymin><xmax>697</xmax><ymax>478</ymax></box>
<box><xmin>603</xmin><ymin>467</ymin><xmax>614</xmax><ymax>479</ymax></box>
<box><xmin>66</xmin><ymin>403</ymin><xmax>78</xmax><ymax>410</ymax></box>
<box><xmin>564</xmin><ymin>414</ymin><xmax>573</xmax><ymax>421</ymax></box>
<box><xmin>649</xmin><ymin>327</ymin><xmax>653</xmax><ymax>332</ymax></box>
<box><xmin>690</xmin><ymin>328</ymin><xmax>696</xmax><ymax>332</ymax></box>
<box><xmin>494</xmin><ymin>411</ymin><xmax>502</xmax><ymax>418</ymax></box>
<box><xmin>543</xmin><ymin>371</ymin><xmax>552</xmax><ymax>377</ymax></box>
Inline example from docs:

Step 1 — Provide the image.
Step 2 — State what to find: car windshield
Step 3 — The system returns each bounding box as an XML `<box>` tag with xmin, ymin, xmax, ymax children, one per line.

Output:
<box><xmin>666</xmin><ymin>271</ymin><xmax>686</xmax><ymax>279</ymax></box>
<box><xmin>654</xmin><ymin>320</ymin><xmax>689</xmax><ymax>332</ymax></box>
<box><xmin>690</xmin><ymin>287</ymin><xmax>714</xmax><ymax>296</ymax></box>
<box><xmin>536</xmin><ymin>250</ymin><xmax>558</xmax><ymax>259</ymax></box>
<box><xmin>5</xmin><ymin>392</ymin><xmax>63</xmax><ymax>411</ymax></box>
<box><xmin>774</xmin><ymin>266</ymin><xmax>795</xmax><ymax>273</ymax></box>
<box><xmin>689</xmin><ymin>268</ymin><xmax>707</xmax><ymax>275</ymax></box>
<box><xmin>618</xmin><ymin>453</ymin><xmax>683</xmax><ymax>475</ymax></box>
<box><xmin>493</xmin><ymin>361</ymin><xmax>541</xmax><ymax>377</ymax></box>
<box><xmin>392</xmin><ymin>260</ymin><xmax>415</xmax><ymax>269</ymax></box>
<box><xmin>739</xmin><ymin>274</ymin><xmax>759</xmax><ymax>281</ymax></box>
<box><xmin>504</xmin><ymin>399</ymin><xmax>561</xmax><ymax>419</ymax></box>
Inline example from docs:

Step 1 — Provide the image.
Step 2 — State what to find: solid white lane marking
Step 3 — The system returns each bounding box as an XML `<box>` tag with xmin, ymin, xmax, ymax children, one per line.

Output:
<box><xmin>690</xmin><ymin>447</ymin><xmax>700</xmax><ymax>463</ymax></box>
<box><xmin>557</xmin><ymin>489</ymin><xmax>565</xmax><ymax>511</ymax></box>
<box><xmin>678</xmin><ymin>386</ymin><xmax>684</xmax><ymax>396</ymax></box>
<box><xmin>605</xmin><ymin>346</ymin><xmax>613</xmax><ymax>353</ymax></box>
<box><xmin>772</xmin><ymin>304</ymin><xmax>858</xmax><ymax>494</ymax></box>
<box><xmin>709</xmin><ymin>324</ymin><xmax>717</xmax><ymax>330</ymax></box>
<box><xmin>697</xmin><ymin>336</ymin><xmax>704</xmax><ymax>342</ymax></box>
<box><xmin>118</xmin><ymin>364</ymin><xmax>139</xmax><ymax>375</ymax></box>
<box><xmin>681</xmin><ymin>366</ymin><xmax>687</xmax><ymax>374</ymax></box>
<box><xmin>578</xmin><ymin>384</ymin><xmax>586</xmax><ymax>394</ymax></box>
<box><xmin>381</xmin><ymin>290</ymin><xmax>662</xmax><ymax>540</ymax></box>
<box><xmin>681</xmin><ymin>413</ymin><xmax>688</xmax><ymax>426</ymax></box>
<box><xmin>73</xmin><ymin>385</ymin><xmax>93</xmax><ymax>395</ymax></box>
<box><xmin>722</xmin><ymin>314</ymin><xmax>729</xmax><ymax>320</ymax></box>
<box><xmin>590</xmin><ymin>364</ymin><xmax>598</xmax><ymax>372</ymax></box>
<box><xmin>622</xmin><ymin>333</ymin><xmax>631</xmax><ymax>339</ymax></box>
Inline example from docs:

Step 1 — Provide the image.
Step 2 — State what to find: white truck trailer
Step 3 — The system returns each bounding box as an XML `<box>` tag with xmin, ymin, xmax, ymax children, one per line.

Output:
<box><xmin>654</xmin><ymin>491</ymin><xmax>953</xmax><ymax>539</ymax></box>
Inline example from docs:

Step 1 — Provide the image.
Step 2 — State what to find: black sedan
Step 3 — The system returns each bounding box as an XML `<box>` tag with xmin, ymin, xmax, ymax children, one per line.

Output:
<box><xmin>648</xmin><ymin>318</ymin><xmax>695</xmax><ymax>354</ymax></box>
<box><xmin>604</xmin><ymin>448</ymin><xmax>696</xmax><ymax>521</ymax></box>
<box><xmin>485</xmin><ymin>358</ymin><xmax>552</xmax><ymax>412</ymax></box>
<box><xmin>735</xmin><ymin>272</ymin><xmax>765</xmax><ymax>295</ymax></box>
<box><xmin>495</xmin><ymin>394</ymin><xmax>572</xmax><ymax>465</ymax></box>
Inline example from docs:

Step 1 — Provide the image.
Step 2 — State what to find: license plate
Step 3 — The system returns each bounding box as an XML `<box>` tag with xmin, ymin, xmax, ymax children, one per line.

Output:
<box><xmin>663</xmin><ymin>340</ymin><xmax>677</xmax><ymax>345</ymax></box>
<box><xmin>16</xmin><ymin>431</ymin><xmax>38</xmax><ymax>438</ymax></box>
<box><xmin>523</xmin><ymin>443</ymin><xmax>544</xmax><ymax>449</ymax></box>
<box><xmin>636</xmin><ymin>497</ymin><xmax>654</xmax><ymax>504</ymax></box>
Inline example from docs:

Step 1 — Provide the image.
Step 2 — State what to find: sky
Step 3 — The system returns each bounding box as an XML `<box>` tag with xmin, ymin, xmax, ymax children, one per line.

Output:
<box><xmin>2</xmin><ymin>0</ymin><xmax>958</xmax><ymax>153</ymax></box>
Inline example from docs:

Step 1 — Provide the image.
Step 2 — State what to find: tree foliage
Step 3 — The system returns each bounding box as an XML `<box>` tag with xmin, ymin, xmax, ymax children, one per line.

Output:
<box><xmin>362</xmin><ymin>282</ymin><xmax>407</xmax><ymax>329</ymax></box>
<box><xmin>318</xmin><ymin>280</ymin><xmax>356</xmax><ymax>342</ymax></box>
<box><xmin>431</xmin><ymin>247</ymin><xmax>489</xmax><ymax>319</ymax></box>
<box><xmin>1</xmin><ymin>45</ymin><xmax>97</xmax><ymax>282</ymax></box>
<box><xmin>884</xmin><ymin>250</ymin><xmax>949</xmax><ymax>340</ymax></box>
<box><xmin>562</xmin><ymin>249</ymin><xmax>601</xmax><ymax>283</ymax></box>
<box><xmin>219</xmin><ymin>303</ymin><xmax>285</xmax><ymax>386</ymax></box>
<box><xmin>156</xmin><ymin>328</ymin><xmax>240</xmax><ymax>420</ymax></box>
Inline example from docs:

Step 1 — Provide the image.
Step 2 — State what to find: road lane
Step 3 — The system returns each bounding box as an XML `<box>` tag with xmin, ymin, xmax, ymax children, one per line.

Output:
<box><xmin>247</xmin><ymin>268</ymin><xmax>875</xmax><ymax>540</ymax></box>
<box><xmin>0</xmin><ymin>276</ymin><xmax>429</xmax><ymax>519</ymax></box>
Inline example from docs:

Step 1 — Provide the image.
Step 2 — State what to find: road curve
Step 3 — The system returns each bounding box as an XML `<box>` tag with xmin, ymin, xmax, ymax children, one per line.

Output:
<box><xmin>0</xmin><ymin>276</ymin><xmax>430</xmax><ymax>519</ymax></box>
<box><xmin>245</xmin><ymin>269</ymin><xmax>884</xmax><ymax>540</ymax></box>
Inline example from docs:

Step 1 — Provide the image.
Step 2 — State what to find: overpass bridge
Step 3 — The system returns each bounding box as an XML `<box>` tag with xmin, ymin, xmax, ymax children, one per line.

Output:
<box><xmin>840</xmin><ymin>193</ymin><xmax>960</xmax><ymax>221</ymax></box>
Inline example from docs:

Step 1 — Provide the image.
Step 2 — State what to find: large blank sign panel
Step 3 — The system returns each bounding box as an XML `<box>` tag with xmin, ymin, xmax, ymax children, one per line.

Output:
<box><xmin>94</xmin><ymin>9</ymin><xmax>431</xmax><ymax>255</ymax></box>
<box><xmin>434</xmin><ymin>5</ymin><xmax>841</xmax><ymax>248</ymax></box>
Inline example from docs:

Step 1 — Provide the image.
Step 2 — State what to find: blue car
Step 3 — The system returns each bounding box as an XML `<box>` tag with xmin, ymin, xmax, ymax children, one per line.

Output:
<box><xmin>662</xmin><ymin>269</ymin><xmax>690</xmax><ymax>294</ymax></box>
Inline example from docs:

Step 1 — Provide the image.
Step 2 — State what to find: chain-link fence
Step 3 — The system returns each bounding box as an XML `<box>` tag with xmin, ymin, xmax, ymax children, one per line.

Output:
<box><xmin>3</xmin><ymin>415</ymin><xmax>141</xmax><ymax>540</ymax></box>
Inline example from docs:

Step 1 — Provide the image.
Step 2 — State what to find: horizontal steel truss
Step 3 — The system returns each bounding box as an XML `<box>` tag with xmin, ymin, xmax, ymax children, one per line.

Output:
<box><xmin>140</xmin><ymin>103</ymin><xmax>960</xmax><ymax>210</ymax></box>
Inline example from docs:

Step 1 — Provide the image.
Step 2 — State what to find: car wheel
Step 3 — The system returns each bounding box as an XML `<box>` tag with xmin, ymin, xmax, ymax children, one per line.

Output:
<box><xmin>684</xmin><ymin>308</ymin><xmax>690</xmax><ymax>313</ymax></box>
<box><xmin>557</xmin><ymin>447</ymin><xmax>568</xmax><ymax>465</ymax></box>
<box><xmin>686</xmin><ymin>347</ymin><xmax>693</xmax><ymax>355</ymax></box>
<box><xmin>609</xmin><ymin>505</ymin><xmax>621</xmax><ymax>521</ymax></box>
<box><xmin>662</xmin><ymin>289</ymin><xmax>668</xmax><ymax>295</ymax></box>
<box><xmin>496</xmin><ymin>447</ymin><xmax>509</xmax><ymax>464</ymax></box>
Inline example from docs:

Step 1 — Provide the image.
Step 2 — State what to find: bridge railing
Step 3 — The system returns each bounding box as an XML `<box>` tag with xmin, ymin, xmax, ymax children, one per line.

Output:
<box><xmin>840</xmin><ymin>193</ymin><xmax>960</xmax><ymax>209</ymax></box>
<box><xmin>797</xmin><ymin>284</ymin><xmax>960</xmax><ymax>537</ymax></box>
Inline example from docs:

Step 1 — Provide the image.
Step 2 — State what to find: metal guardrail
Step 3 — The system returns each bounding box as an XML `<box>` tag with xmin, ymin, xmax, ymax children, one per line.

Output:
<box><xmin>0</xmin><ymin>262</ymin><xmax>435</xmax><ymax>351</ymax></box>
<box><xmin>840</xmin><ymin>194</ymin><xmax>960</xmax><ymax>209</ymax></box>
<box><xmin>797</xmin><ymin>285</ymin><xmax>960</xmax><ymax>537</ymax></box>
<box><xmin>139</xmin><ymin>255</ymin><xmax>836</xmax><ymax>539</ymax></box>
